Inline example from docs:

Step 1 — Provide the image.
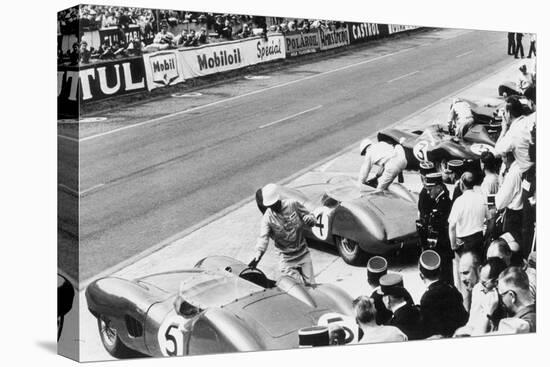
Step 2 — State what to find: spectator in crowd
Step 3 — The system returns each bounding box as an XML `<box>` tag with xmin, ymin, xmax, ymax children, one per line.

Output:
<box><xmin>300</xmin><ymin>19</ymin><xmax>311</xmax><ymax>33</ymax></box>
<box><xmin>357</xmin><ymin>138</ymin><xmax>409</xmax><ymax>191</ymax></box>
<box><xmin>448</xmin><ymin>98</ymin><xmax>474</xmax><ymax>138</ymax></box>
<box><xmin>112</xmin><ymin>40</ymin><xmax>128</xmax><ymax>58</ymax></box>
<box><xmin>379</xmin><ymin>282</ymin><xmax>422</xmax><ymax>340</ymax></box>
<box><xmin>521</xmin><ymin>122</ymin><xmax>536</xmax><ymax>255</ymax></box>
<box><xmin>183</xmin><ymin>31</ymin><xmax>198</xmax><ymax>47</ymax></box>
<box><xmin>252</xmin><ymin>183</ymin><xmax>317</xmax><ymax>285</ymax></box>
<box><xmin>196</xmin><ymin>27</ymin><xmax>208</xmax><ymax>44</ymax></box>
<box><xmin>213</xmin><ymin>16</ymin><xmax>225</xmax><ymax>37</ymax></box>
<box><xmin>507</xmin><ymin>32</ymin><xmax>515</xmax><ymax>55</ymax></box>
<box><xmin>68</xmin><ymin>42</ymin><xmax>79</xmax><ymax>65</ymax></box>
<box><xmin>483</xmin><ymin>267</ymin><xmax>535</xmax><ymax>332</ymax></box>
<box><xmin>176</xmin><ymin>29</ymin><xmax>188</xmax><ymax>46</ymax></box>
<box><xmin>448</xmin><ymin>172</ymin><xmax>489</xmax><ymax>257</ymax></box>
<box><xmin>454</xmin><ymin>257</ymin><xmax>508</xmax><ymax>336</ymax></box>
<box><xmin>418</xmin><ymin>250</ymin><xmax>468</xmax><ymax>338</ymax></box>
<box><xmin>457</xmin><ymin>251</ymin><xmax>482</xmax><ymax>312</ymax></box>
<box><xmin>480</xmin><ymin>151</ymin><xmax>500</xmax><ymax>197</ymax></box>
<box><xmin>353</xmin><ymin>296</ymin><xmax>408</xmax><ymax>343</ymax></box>
<box><xmin>126</xmin><ymin>37</ymin><xmax>144</xmax><ymax>56</ymax></box>
<box><xmin>494</xmin><ymin>96</ymin><xmax>534</xmax><ymax>174</ymax></box>
<box><xmin>514</xmin><ymin>32</ymin><xmax>524</xmax><ymax>59</ymax></box>
<box><xmin>146</xmin><ymin>23</ymin><xmax>175</xmax><ymax>51</ymax></box>
<box><xmin>238</xmin><ymin>23</ymin><xmax>253</xmax><ymax>39</ymax></box>
<box><xmin>79</xmin><ymin>41</ymin><xmax>91</xmax><ymax>64</ymax></box>
<box><xmin>221</xmin><ymin>19</ymin><xmax>233</xmax><ymax>40</ymax></box>
<box><xmin>104</xmin><ymin>11</ymin><xmax>118</xmax><ymax>27</ymax></box>
<box><xmin>495</xmin><ymin>155</ymin><xmax>524</xmax><ymax>246</ymax></box>
<box><xmin>424</xmin><ymin>172</ymin><xmax>453</xmax><ymax>283</ymax></box>
<box><xmin>96</xmin><ymin>42</ymin><xmax>115</xmax><ymax>60</ymax></box>
<box><xmin>527</xmin><ymin>33</ymin><xmax>536</xmax><ymax>58</ymax></box>
<box><xmin>118</xmin><ymin>9</ymin><xmax>134</xmax><ymax>29</ymax></box>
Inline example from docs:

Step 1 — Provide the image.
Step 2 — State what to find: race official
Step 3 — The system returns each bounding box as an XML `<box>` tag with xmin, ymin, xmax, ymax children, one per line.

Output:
<box><xmin>448</xmin><ymin>172</ymin><xmax>489</xmax><ymax>257</ymax></box>
<box><xmin>424</xmin><ymin>173</ymin><xmax>453</xmax><ymax>283</ymax></box>
<box><xmin>417</xmin><ymin>161</ymin><xmax>436</xmax><ymax>250</ymax></box>
<box><xmin>448</xmin><ymin>98</ymin><xmax>474</xmax><ymax>138</ymax></box>
<box><xmin>253</xmin><ymin>183</ymin><xmax>317</xmax><ymax>285</ymax></box>
<box><xmin>494</xmin><ymin>96</ymin><xmax>535</xmax><ymax>173</ymax></box>
<box><xmin>358</xmin><ymin>138</ymin><xmax>408</xmax><ymax>191</ymax></box>
<box><xmin>446</xmin><ymin>159</ymin><xmax>465</xmax><ymax>203</ymax></box>
<box><xmin>369</xmin><ymin>269</ymin><xmax>414</xmax><ymax>325</ymax></box>
<box><xmin>418</xmin><ymin>250</ymin><xmax>468</xmax><ymax>338</ymax></box>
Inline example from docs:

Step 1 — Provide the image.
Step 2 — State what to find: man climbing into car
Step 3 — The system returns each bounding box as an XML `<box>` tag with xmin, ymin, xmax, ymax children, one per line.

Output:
<box><xmin>251</xmin><ymin>183</ymin><xmax>317</xmax><ymax>285</ymax></box>
<box><xmin>357</xmin><ymin>138</ymin><xmax>409</xmax><ymax>191</ymax></box>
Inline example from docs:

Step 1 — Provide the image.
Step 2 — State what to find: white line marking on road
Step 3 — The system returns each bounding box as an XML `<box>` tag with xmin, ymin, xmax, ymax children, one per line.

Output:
<box><xmin>77</xmin><ymin>46</ymin><xmax>420</xmax><ymax>143</ymax></box>
<box><xmin>80</xmin><ymin>183</ymin><xmax>105</xmax><ymax>195</ymax></box>
<box><xmin>456</xmin><ymin>50</ymin><xmax>473</xmax><ymax>58</ymax></box>
<box><xmin>58</xmin><ymin>134</ymin><xmax>79</xmax><ymax>143</ymax></box>
<box><xmin>258</xmin><ymin>105</ymin><xmax>323</xmax><ymax>129</ymax></box>
<box><xmin>58</xmin><ymin>184</ymin><xmax>79</xmax><ymax>195</ymax></box>
<box><xmin>387</xmin><ymin>70</ymin><xmax>420</xmax><ymax>83</ymax></box>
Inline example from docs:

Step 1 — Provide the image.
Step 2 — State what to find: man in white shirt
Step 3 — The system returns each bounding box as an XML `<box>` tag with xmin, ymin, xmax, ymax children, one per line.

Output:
<box><xmin>493</xmin><ymin>96</ymin><xmax>535</xmax><ymax>174</ymax></box>
<box><xmin>496</xmin><ymin>159</ymin><xmax>524</xmax><ymax>247</ymax></box>
<box><xmin>448</xmin><ymin>98</ymin><xmax>474</xmax><ymax>138</ymax></box>
<box><xmin>448</xmin><ymin>172</ymin><xmax>489</xmax><ymax>257</ymax></box>
<box><xmin>358</xmin><ymin>138</ymin><xmax>408</xmax><ymax>191</ymax></box>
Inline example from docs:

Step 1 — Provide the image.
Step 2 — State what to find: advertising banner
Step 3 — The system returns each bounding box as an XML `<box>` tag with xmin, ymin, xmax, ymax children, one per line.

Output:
<box><xmin>348</xmin><ymin>23</ymin><xmax>381</xmax><ymax>44</ymax></box>
<box><xmin>319</xmin><ymin>28</ymin><xmax>350</xmax><ymax>51</ymax></box>
<box><xmin>388</xmin><ymin>24</ymin><xmax>420</xmax><ymax>34</ymax></box>
<box><xmin>242</xmin><ymin>34</ymin><xmax>286</xmax><ymax>65</ymax></box>
<box><xmin>99</xmin><ymin>25</ymin><xmax>142</xmax><ymax>47</ymax></box>
<box><xmin>142</xmin><ymin>50</ymin><xmax>186</xmax><ymax>91</ymax></box>
<box><xmin>179</xmin><ymin>39</ymin><xmax>246</xmax><ymax>78</ymax></box>
<box><xmin>284</xmin><ymin>31</ymin><xmax>321</xmax><ymax>56</ymax></box>
<box><xmin>57</xmin><ymin>57</ymin><xmax>146</xmax><ymax>117</ymax></box>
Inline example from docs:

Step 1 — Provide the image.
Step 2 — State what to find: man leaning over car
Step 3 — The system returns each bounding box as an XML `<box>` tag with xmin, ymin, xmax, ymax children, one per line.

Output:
<box><xmin>251</xmin><ymin>183</ymin><xmax>317</xmax><ymax>285</ymax></box>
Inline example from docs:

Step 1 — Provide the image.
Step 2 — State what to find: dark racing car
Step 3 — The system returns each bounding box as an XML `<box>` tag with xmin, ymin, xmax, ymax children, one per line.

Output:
<box><xmin>255</xmin><ymin>176</ymin><xmax>419</xmax><ymax>265</ymax></box>
<box><xmin>85</xmin><ymin>256</ymin><xmax>354</xmax><ymax>359</ymax></box>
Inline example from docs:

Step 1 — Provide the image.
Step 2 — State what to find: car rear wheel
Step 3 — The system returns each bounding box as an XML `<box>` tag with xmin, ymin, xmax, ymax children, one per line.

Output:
<box><xmin>335</xmin><ymin>236</ymin><xmax>369</xmax><ymax>265</ymax></box>
<box><xmin>98</xmin><ymin>316</ymin><xmax>144</xmax><ymax>359</ymax></box>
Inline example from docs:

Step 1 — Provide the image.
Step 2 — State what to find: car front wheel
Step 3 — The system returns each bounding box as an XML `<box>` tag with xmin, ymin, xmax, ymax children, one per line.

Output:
<box><xmin>335</xmin><ymin>236</ymin><xmax>369</xmax><ymax>265</ymax></box>
<box><xmin>98</xmin><ymin>316</ymin><xmax>144</xmax><ymax>359</ymax></box>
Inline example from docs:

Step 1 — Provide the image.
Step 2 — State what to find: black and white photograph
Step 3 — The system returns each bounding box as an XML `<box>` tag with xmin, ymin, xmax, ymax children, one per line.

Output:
<box><xmin>4</xmin><ymin>0</ymin><xmax>547</xmax><ymax>366</ymax></box>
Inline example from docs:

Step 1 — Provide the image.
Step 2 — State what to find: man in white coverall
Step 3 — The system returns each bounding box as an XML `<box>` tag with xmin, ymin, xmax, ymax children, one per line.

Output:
<box><xmin>251</xmin><ymin>183</ymin><xmax>317</xmax><ymax>285</ymax></box>
<box><xmin>358</xmin><ymin>138</ymin><xmax>408</xmax><ymax>191</ymax></box>
<box><xmin>448</xmin><ymin>98</ymin><xmax>475</xmax><ymax>138</ymax></box>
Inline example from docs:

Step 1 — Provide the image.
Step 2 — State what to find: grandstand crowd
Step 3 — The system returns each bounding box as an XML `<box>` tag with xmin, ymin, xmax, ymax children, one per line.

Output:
<box><xmin>58</xmin><ymin>5</ymin><xmax>347</xmax><ymax>65</ymax></box>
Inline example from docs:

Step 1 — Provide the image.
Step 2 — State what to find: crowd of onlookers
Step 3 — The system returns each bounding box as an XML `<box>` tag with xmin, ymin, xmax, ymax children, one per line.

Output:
<box><xmin>58</xmin><ymin>5</ymin><xmax>349</xmax><ymax>65</ymax></box>
<box><xmin>507</xmin><ymin>32</ymin><xmax>536</xmax><ymax>59</ymax></box>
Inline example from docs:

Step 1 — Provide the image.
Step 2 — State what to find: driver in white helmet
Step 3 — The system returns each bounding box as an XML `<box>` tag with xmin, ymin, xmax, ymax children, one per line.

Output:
<box><xmin>358</xmin><ymin>138</ymin><xmax>408</xmax><ymax>191</ymax></box>
<box><xmin>251</xmin><ymin>183</ymin><xmax>317</xmax><ymax>285</ymax></box>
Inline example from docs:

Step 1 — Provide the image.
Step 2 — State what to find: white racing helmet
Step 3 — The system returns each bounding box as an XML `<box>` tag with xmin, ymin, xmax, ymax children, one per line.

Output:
<box><xmin>359</xmin><ymin>138</ymin><xmax>374</xmax><ymax>156</ymax></box>
<box><xmin>262</xmin><ymin>183</ymin><xmax>280</xmax><ymax>207</ymax></box>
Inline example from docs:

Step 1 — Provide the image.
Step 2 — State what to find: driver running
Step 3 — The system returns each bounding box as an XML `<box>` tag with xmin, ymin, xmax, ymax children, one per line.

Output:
<box><xmin>357</xmin><ymin>138</ymin><xmax>408</xmax><ymax>191</ymax></box>
<box><xmin>251</xmin><ymin>183</ymin><xmax>317</xmax><ymax>285</ymax></box>
<box><xmin>448</xmin><ymin>98</ymin><xmax>474</xmax><ymax>138</ymax></box>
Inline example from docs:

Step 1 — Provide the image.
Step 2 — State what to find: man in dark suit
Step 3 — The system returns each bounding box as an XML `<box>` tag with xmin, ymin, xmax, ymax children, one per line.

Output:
<box><xmin>418</xmin><ymin>250</ymin><xmax>468</xmax><ymax>338</ymax></box>
<box><xmin>417</xmin><ymin>162</ymin><xmax>436</xmax><ymax>251</ymax></box>
<box><xmin>379</xmin><ymin>277</ymin><xmax>423</xmax><ymax>340</ymax></box>
<box><xmin>507</xmin><ymin>32</ymin><xmax>516</xmax><ymax>55</ymax></box>
<box><xmin>424</xmin><ymin>173</ymin><xmax>454</xmax><ymax>284</ymax></box>
<box><xmin>369</xmin><ymin>268</ymin><xmax>414</xmax><ymax>325</ymax></box>
<box><xmin>515</xmin><ymin>33</ymin><xmax>524</xmax><ymax>58</ymax></box>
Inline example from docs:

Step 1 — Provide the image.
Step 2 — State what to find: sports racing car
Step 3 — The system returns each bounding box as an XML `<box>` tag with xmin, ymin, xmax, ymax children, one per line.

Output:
<box><xmin>255</xmin><ymin>176</ymin><xmax>419</xmax><ymax>265</ymax></box>
<box><xmin>86</xmin><ymin>256</ymin><xmax>354</xmax><ymax>359</ymax></box>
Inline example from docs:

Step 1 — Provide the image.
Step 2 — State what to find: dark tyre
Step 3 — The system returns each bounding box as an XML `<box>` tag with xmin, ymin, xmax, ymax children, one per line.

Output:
<box><xmin>97</xmin><ymin>316</ymin><xmax>145</xmax><ymax>359</ymax></box>
<box><xmin>335</xmin><ymin>236</ymin><xmax>369</xmax><ymax>265</ymax></box>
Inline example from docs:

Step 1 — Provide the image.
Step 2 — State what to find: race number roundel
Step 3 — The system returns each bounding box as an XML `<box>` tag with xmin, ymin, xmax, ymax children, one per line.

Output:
<box><xmin>311</xmin><ymin>207</ymin><xmax>331</xmax><ymax>241</ymax></box>
<box><xmin>413</xmin><ymin>140</ymin><xmax>430</xmax><ymax>162</ymax></box>
<box><xmin>158</xmin><ymin>314</ymin><xmax>187</xmax><ymax>357</ymax></box>
<box><xmin>470</xmin><ymin>143</ymin><xmax>495</xmax><ymax>156</ymax></box>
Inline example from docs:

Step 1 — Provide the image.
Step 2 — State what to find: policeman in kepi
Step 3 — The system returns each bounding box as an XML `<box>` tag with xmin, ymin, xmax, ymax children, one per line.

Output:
<box><xmin>416</xmin><ymin>161</ymin><xmax>437</xmax><ymax>250</ymax></box>
<box><xmin>423</xmin><ymin>172</ymin><xmax>453</xmax><ymax>284</ymax></box>
<box><xmin>251</xmin><ymin>183</ymin><xmax>317</xmax><ymax>285</ymax></box>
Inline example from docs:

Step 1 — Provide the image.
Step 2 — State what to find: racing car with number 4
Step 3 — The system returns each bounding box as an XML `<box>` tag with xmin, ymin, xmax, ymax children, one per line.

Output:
<box><xmin>85</xmin><ymin>256</ymin><xmax>354</xmax><ymax>359</ymax></box>
<box><xmin>255</xmin><ymin>175</ymin><xmax>419</xmax><ymax>265</ymax></box>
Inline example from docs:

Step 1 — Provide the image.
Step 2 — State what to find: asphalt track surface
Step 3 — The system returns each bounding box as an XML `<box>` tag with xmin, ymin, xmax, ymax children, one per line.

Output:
<box><xmin>58</xmin><ymin>28</ymin><xmax>512</xmax><ymax>281</ymax></box>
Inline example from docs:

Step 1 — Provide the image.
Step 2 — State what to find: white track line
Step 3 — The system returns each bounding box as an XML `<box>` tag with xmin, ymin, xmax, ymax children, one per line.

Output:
<box><xmin>259</xmin><ymin>105</ymin><xmax>323</xmax><ymax>129</ymax></box>
<box><xmin>456</xmin><ymin>50</ymin><xmax>474</xmax><ymax>58</ymax></box>
<box><xmin>387</xmin><ymin>70</ymin><xmax>420</xmax><ymax>83</ymax></box>
<box><xmin>58</xmin><ymin>184</ymin><xmax>79</xmax><ymax>195</ymax></box>
<box><xmin>80</xmin><ymin>183</ymin><xmax>105</xmax><ymax>195</ymax></box>
<box><xmin>77</xmin><ymin>46</ymin><xmax>420</xmax><ymax>143</ymax></box>
<box><xmin>58</xmin><ymin>134</ymin><xmax>79</xmax><ymax>143</ymax></box>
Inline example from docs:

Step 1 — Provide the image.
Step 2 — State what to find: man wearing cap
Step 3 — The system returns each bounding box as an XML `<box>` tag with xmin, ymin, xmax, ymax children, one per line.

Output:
<box><xmin>416</xmin><ymin>162</ymin><xmax>436</xmax><ymax>248</ymax></box>
<box><xmin>418</xmin><ymin>250</ymin><xmax>468</xmax><ymax>338</ymax></box>
<box><xmin>378</xmin><ymin>274</ymin><xmax>421</xmax><ymax>340</ymax></box>
<box><xmin>448</xmin><ymin>98</ymin><xmax>475</xmax><ymax>138</ymax></box>
<box><xmin>448</xmin><ymin>172</ymin><xmax>489</xmax><ymax>257</ymax></box>
<box><xmin>357</xmin><ymin>138</ymin><xmax>409</xmax><ymax>191</ymax></box>
<box><xmin>446</xmin><ymin>159</ymin><xmax>464</xmax><ymax>203</ymax></box>
<box><xmin>423</xmin><ymin>172</ymin><xmax>453</xmax><ymax>283</ymax></box>
<box><xmin>252</xmin><ymin>183</ymin><xmax>317</xmax><ymax>285</ymax></box>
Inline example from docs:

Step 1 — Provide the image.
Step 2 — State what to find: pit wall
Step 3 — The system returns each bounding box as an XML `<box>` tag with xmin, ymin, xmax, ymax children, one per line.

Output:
<box><xmin>58</xmin><ymin>23</ymin><xmax>420</xmax><ymax>117</ymax></box>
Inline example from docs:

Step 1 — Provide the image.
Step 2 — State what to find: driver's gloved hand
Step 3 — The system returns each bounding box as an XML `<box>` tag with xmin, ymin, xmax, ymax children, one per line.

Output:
<box><xmin>248</xmin><ymin>257</ymin><xmax>260</xmax><ymax>269</ymax></box>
